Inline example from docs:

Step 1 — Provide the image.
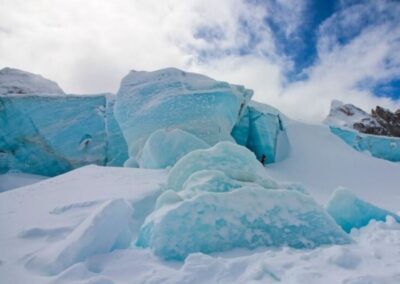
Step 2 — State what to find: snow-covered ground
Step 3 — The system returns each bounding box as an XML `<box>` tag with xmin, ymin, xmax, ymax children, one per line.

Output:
<box><xmin>1</xmin><ymin>121</ymin><xmax>399</xmax><ymax>283</ymax></box>
<box><xmin>0</xmin><ymin>172</ymin><xmax>47</xmax><ymax>192</ymax></box>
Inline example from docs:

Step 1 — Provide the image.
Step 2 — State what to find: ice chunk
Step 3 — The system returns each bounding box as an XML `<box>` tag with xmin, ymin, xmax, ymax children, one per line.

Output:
<box><xmin>0</xmin><ymin>67</ymin><xmax>64</xmax><ymax>96</ymax></box>
<box><xmin>137</xmin><ymin>187</ymin><xmax>351</xmax><ymax>260</ymax></box>
<box><xmin>326</xmin><ymin>188</ymin><xmax>400</xmax><ymax>232</ymax></box>
<box><xmin>26</xmin><ymin>199</ymin><xmax>133</xmax><ymax>275</ymax></box>
<box><xmin>180</xmin><ymin>170</ymin><xmax>246</xmax><ymax>199</ymax></box>
<box><xmin>167</xmin><ymin>141</ymin><xmax>278</xmax><ymax>191</ymax></box>
<box><xmin>105</xmin><ymin>96</ymin><xmax>128</xmax><ymax>166</ymax></box>
<box><xmin>140</xmin><ymin>129</ymin><xmax>209</xmax><ymax>169</ymax></box>
<box><xmin>114</xmin><ymin>68</ymin><xmax>252</xmax><ymax>166</ymax></box>
<box><xmin>232</xmin><ymin>101</ymin><xmax>290</xmax><ymax>164</ymax></box>
<box><xmin>330</xmin><ymin>127</ymin><xmax>400</xmax><ymax>162</ymax></box>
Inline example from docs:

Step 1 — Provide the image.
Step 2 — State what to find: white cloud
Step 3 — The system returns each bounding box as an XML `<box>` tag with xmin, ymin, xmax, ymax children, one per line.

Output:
<box><xmin>0</xmin><ymin>0</ymin><xmax>399</xmax><ymax>122</ymax></box>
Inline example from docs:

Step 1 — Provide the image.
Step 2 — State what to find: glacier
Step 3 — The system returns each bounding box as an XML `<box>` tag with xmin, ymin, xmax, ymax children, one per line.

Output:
<box><xmin>326</xmin><ymin>188</ymin><xmax>400</xmax><ymax>233</ymax></box>
<box><xmin>232</xmin><ymin>101</ymin><xmax>290</xmax><ymax>164</ymax></box>
<box><xmin>0</xmin><ymin>67</ymin><xmax>65</xmax><ymax>96</ymax></box>
<box><xmin>114</xmin><ymin>68</ymin><xmax>252</xmax><ymax>167</ymax></box>
<box><xmin>330</xmin><ymin>126</ymin><xmax>400</xmax><ymax>162</ymax></box>
<box><xmin>0</xmin><ymin>94</ymin><xmax>128</xmax><ymax>176</ymax></box>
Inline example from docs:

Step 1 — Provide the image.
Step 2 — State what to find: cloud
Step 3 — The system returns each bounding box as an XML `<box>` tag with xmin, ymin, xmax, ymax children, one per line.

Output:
<box><xmin>0</xmin><ymin>0</ymin><xmax>399</xmax><ymax>122</ymax></box>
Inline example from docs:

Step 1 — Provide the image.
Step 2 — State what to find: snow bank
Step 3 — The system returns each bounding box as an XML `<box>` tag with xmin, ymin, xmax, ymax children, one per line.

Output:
<box><xmin>326</xmin><ymin>188</ymin><xmax>400</xmax><ymax>232</ymax></box>
<box><xmin>137</xmin><ymin>187</ymin><xmax>350</xmax><ymax>260</ymax></box>
<box><xmin>0</xmin><ymin>67</ymin><xmax>64</xmax><ymax>96</ymax></box>
<box><xmin>26</xmin><ymin>199</ymin><xmax>133</xmax><ymax>275</ymax></box>
<box><xmin>167</xmin><ymin>141</ymin><xmax>278</xmax><ymax>191</ymax></box>
<box><xmin>115</xmin><ymin>68</ymin><xmax>252</xmax><ymax>167</ymax></box>
<box><xmin>0</xmin><ymin>172</ymin><xmax>47</xmax><ymax>192</ymax></box>
<box><xmin>140</xmin><ymin>128</ymin><xmax>209</xmax><ymax>169</ymax></box>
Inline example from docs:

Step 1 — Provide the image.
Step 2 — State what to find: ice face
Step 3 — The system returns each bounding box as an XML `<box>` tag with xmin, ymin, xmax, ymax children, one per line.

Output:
<box><xmin>0</xmin><ymin>94</ymin><xmax>127</xmax><ymax>176</ymax></box>
<box><xmin>114</xmin><ymin>68</ymin><xmax>253</xmax><ymax>167</ymax></box>
<box><xmin>232</xmin><ymin>101</ymin><xmax>290</xmax><ymax>164</ymax></box>
<box><xmin>326</xmin><ymin>188</ymin><xmax>400</xmax><ymax>233</ymax></box>
<box><xmin>140</xmin><ymin>128</ymin><xmax>209</xmax><ymax>169</ymax></box>
<box><xmin>137</xmin><ymin>187</ymin><xmax>351</xmax><ymax>260</ymax></box>
<box><xmin>167</xmin><ymin>141</ymin><xmax>278</xmax><ymax>191</ymax></box>
<box><xmin>0</xmin><ymin>67</ymin><xmax>64</xmax><ymax>96</ymax></box>
<box><xmin>330</xmin><ymin>127</ymin><xmax>400</xmax><ymax>162</ymax></box>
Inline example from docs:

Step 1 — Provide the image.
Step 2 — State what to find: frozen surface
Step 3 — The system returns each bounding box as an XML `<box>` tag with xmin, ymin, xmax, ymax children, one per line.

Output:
<box><xmin>0</xmin><ymin>165</ymin><xmax>399</xmax><ymax>283</ymax></box>
<box><xmin>137</xmin><ymin>187</ymin><xmax>351</xmax><ymax>260</ymax></box>
<box><xmin>267</xmin><ymin>121</ymin><xmax>400</xmax><ymax>212</ymax></box>
<box><xmin>0</xmin><ymin>172</ymin><xmax>47</xmax><ymax>192</ymax></box>
<box><xmin>115</xmin><ymin>68</ymin><xmax>252</xmax><ymax>166</ymax></box>
<box><xmin>140</xmin><ymin>128</ymin><xmax>209</xmax><ymax>169</ymax></box>
<box><xmin>0</xmin><ymin>94</ymin><xmax>128</xmax><ymax>176</ymax></box>
<box><xmin>232</xmin><ymin>101</ymin><xmax>289</xmax><ymax>164</ymax></box>
<box><xmin>326</xmin><ymin>188</ymin><xmax>400</xmax><ymax>233</ymax></box>
<box><xmin>0</xmin><ymin>67</ymin><xmax>64</xmax><ymax>96</ymax></box>
<box><xmin>330</xmin><ymin>126</ymin><xmax>400</xmax><ymax>162</ymax></box>
<box><xmin>167</xmin><ymin>141</ymin><xmax>278</xmax><ymax>191</ymax></box>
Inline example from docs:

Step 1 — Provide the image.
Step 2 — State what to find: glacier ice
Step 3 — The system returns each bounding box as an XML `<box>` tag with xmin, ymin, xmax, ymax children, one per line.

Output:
<box><xmin>140</xmin><ymin>128</ymin><xmax>209</xmax><ymax>169</ymax></box>
<box><xmin>137</xmin><ymin>187</ymin><xmax>351</xmax><ymax>260</ymax></box>
<box><xmin>26</xmin><ymin>199</ymin><xmax>133</xmax><ymax>275</ymax></box>
<box><xmin>0</xmin><ymin>67</ymin><xmax>65</xmax><ymax>96</ymax></box>
<box><xmin>0</xmin><ymin>94</ymin><xmax>128</xmax><ymax>176</ymax></box>
<box><xmin>330</xmin><ymin>126</ymin><xmax>400</xmax><ymax>162</ymax></box>
<box><xmin>232</xmin><ymin>101</ymin><xmax>290</xmax><ymax>164</ymax></box>
<box><xmin>326</xmin><ymin>188</ymin><xmax>400</xmax><ymax>233</ymax></box>
<box><xmin>114</xmin><ymin>68</ymin><xmax>252</xmax><ymax>167</ymax></box>
<box><xmin>167</xmin><ymin>141</ymin><xmax>278</xmax><ymax>191</ymax></box>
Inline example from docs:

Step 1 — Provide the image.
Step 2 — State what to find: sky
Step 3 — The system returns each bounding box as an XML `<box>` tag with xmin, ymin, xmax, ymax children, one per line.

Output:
<box><xmin>0</xmin><ymin>0</ymin><xmax>399</xmax><ymax>121</ymax></box>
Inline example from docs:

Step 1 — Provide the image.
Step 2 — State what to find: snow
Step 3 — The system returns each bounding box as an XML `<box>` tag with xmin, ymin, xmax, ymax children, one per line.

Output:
<box><xmin>114</xmin><ymin>68</ymin><xmax>252</xmax><ymax>167</ymax></box>
<box><xmin>0</xmin><ymin>67</ymin><xmax>64</xmax><ymax>96</ymax></box>
<box><xmin>267</xmin><ymin>121</ymin><xmax>400</xmax><ymax>212</ymax></box>
<box><xmin>0</xmin><ymin>172</ymin><xmax>47</xmax><ymax>192</ymax></box>
<box><xmin>167</xmin><ymin>141</ymin><xmax>278</xmax><ymax>191</ymax></box>
<box><xmin>326</xmin><ymin>188</ymin><xmax>400</xmax><ymax>233</ymax></box>
<box><xmin>140</xmin><ymin>128</ymin><xmax>209</xmax><ymax>169</ymax></box>
<box><xmin>137</xmin><ymin>186</ymin><xmax>351</xmax><ymax>260</ymax></box>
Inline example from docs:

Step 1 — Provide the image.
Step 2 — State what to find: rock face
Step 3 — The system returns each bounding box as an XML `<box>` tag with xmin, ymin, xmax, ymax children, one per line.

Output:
<box><xmin>325</xmin><ymin>100</ymin><xmax>400</xmax><ymax>137</ymax></box>
<box><xmin>0</xmin><ymin>67</ymin><xmax>65</xmax><ymax>96</ymax></box>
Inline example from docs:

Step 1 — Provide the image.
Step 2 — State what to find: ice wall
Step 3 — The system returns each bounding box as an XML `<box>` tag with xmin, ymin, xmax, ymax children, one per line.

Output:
<box><xmin>0</xmin><ymin>94</ymin><xmax>128</xmax><ymax>176</ymax></box>
<box><xmin>114</xmin><ymin>68</ymin><xmax>253</xmax><ymax>167</ymax></box>
<box><xmin>330</xmin><ymin>127</ymin><xmax>400</xmax><ymax>162</ymax></box>
<box><xmin>232</xmin><ymin>101</ymin><xmax>290</xmax><ymax>164</ymax></box>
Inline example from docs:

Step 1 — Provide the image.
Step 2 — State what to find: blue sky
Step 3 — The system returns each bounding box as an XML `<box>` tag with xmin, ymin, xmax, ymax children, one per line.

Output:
<box><xmin>0</xmin><ymin>0</ymin><xmax>399</xmax><ymax>120</ymax></box>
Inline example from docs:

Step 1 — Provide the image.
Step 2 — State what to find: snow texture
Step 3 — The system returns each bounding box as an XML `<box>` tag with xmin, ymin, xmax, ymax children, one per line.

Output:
<box><xmin>0</xmin><ymin>67</ymin><xmax>64</xmax><ymax>96</ymax></box>
<box><xmin>140</xmin><ymin>128</ymin><xmax>209</xmax><ymax>169</ymax></box>
<box><xmin>167</xmin><ymin>141</ymin><xmax>278</xmax><ymax>191</ymax></box>
<box><xmin>137</xmin><ymin>187</ymin><xmax>351</xmax><ymax>260</ymax></box>
<box><xmin>115</xmin><ymin>68</ymin><xmax>252</xmax><ymax>167</ymax></box>
<box><xmin>0</xmin><ymin>172</ymin><xmax>47</xmax><ymax>192</ymax></box>
<box><xmin>26</xmin><ymin>199</ymin><xmax>133</xmax><ymax>275</ymax></box>
<box><xmin>326</xmin><ymin>188</ymin><xmax>400</xmax><ymax>233</ymax></box>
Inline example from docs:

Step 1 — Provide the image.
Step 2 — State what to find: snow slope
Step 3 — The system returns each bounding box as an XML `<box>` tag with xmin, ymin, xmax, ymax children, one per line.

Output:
<box><xmin>0</xmin><ymin>172</ymin><xmax>47</xmax><ymax>192</ymax></box>
<box><xmin>0</xmin><ymin>164</ymin><xmax>399</xmax><ymax>283</ymax></box>
<box><xmin>267</xmin><ymin>121</ymin><xmax>400</xmax><ymax>211</ymax></box>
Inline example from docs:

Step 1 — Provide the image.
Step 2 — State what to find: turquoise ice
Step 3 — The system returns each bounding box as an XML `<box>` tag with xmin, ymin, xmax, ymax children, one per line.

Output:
<box><xmin>114</xmin><ymin>68</ymin><xmax>252</xmax><ymax>167</ymax></box>
<box><xmin>326</xmin><ymin>188</ymin><xmax>400</xmax><ymax>232</ymax></box>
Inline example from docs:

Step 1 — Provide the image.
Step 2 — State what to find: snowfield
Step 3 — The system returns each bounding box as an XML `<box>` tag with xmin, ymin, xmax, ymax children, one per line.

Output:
<box><xmin>1</xmin><ymin>121</ymin><xmax>400</xmax><ymax>283</ymax></box>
